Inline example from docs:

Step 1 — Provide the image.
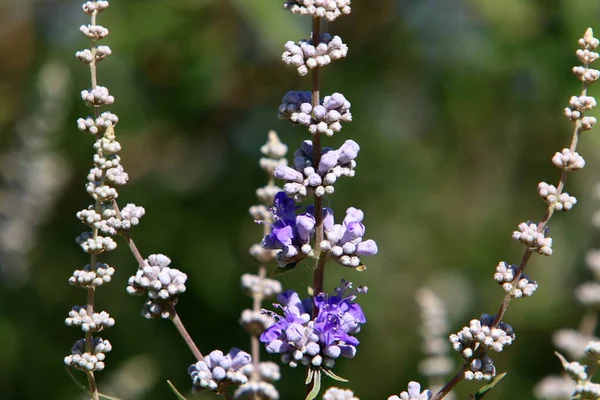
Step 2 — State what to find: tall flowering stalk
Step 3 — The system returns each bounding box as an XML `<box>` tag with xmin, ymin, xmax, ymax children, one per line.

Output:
<box><xmin>68</xmin><ymin>2</ymin><xmax>255</xmax><ymax>400</ymax></box>
<box><xmin>427</xmin><ymin>28</ymin><xmax>599</xmax><ymax>400</ymax></box>
<box><xmin>258</xmin><ymin>1</ymin><xmax>377</xmax><ymax>399</ymax></box>
<box><xmin>65</xmin><ymin>2</ymin><xmax>117</xmax><ymax>399</ymax></box>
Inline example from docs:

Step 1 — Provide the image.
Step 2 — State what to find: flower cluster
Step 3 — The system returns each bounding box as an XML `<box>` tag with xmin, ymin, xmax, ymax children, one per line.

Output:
<box><xmin>323</xmin><ymin>387</ymin><xmax>359</xmax><ymax>400</ymax></box>
<box><xmin>278</xmin><ymin>91</ymin><xmax>352</xmax><ymax>137</ymax></box>
<box><xmin>449</xmin><ymin>314</ymin><xmax>515</xmax><ymax>381</ymax></box>
<box><xmin>260</xmin><ymin>280</ymin><xmax>366</xmax><ymax>370</ymax></box>
<box><xmin>512</xmin><ymin>222</ymin><xmax>553</xmax><ymax>256</ymax></box>
<box><xmin>283</xmin><ymin>0</ymin><xmax>351</xmax><ymax>22</ymax></box>
<box><xmin>283</xmin><ymin>34</ymin><xmax>348</xmax><ymax>76</ymax></box>
<box><xmin>64</xmin><ymin>337</ymin><xmax>112</xmax><ymax>372</ymax></box>
<box><xmin>388</xmin><ymin>381</ymin><xmax>432</xmax><ymax>400</ymax></box>
<box><xmin>275</xmin><ymin>139</ymin><xmax>359</xmax><ymax>199</ymax></box>
<box><xmin>537</xmin><ymin>182</ymin><xmax>577</xmax><ymax>212</ymax></box>
<box><xmin>65</xmin><ymin>0</ymin><xmax>121</xmax><ymax>375</ymax></box>
<box><xmin>261</xmin><ymin>192</ymin><xmax>377</xmax><ymax>268</ymax></box>
<box><xmin>493</xmin><ymin>262</ymin><xmax>538</xmax><ymax>298</ymax></box>
<box><xmin>126</xmin><ymin>254</ymin><xmax>188</xmax><ymax>319</ymax></box>
<box><xmin>188</xmin><ymin>349</ymin><xmax>252</xmax><ymax>393</ymax></box>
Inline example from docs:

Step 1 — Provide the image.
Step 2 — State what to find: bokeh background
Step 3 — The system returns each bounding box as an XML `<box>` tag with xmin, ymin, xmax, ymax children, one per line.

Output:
<box><xmin>2</xmin><ymin>0</ymin><xmax>600</xmax><ymax>399</ymax></box>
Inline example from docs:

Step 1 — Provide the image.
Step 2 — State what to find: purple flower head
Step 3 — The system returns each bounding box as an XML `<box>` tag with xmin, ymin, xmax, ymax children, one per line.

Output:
<box><xmin>259</xmin><ymin>281</ymin><xmax>366</xmax><ymax>369</ymax></box>
<box><xmin>260</xmin><ymin>192</ymin><xmax>316</xmax><ymax>266</ymax></box>
<box><xmin>314</xmin><ymin>279</ymin><xmax>367</xmax><ymax>335</ymax></box>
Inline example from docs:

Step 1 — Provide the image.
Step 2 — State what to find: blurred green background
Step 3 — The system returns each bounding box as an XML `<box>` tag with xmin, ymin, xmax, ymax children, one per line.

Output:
<box><xmin>2</xmin><ymin>0</ymin><xmax>600</xmax><ymax>399</ymax></box>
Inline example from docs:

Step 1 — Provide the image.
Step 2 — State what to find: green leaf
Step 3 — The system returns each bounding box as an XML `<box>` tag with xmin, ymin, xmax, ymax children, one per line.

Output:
<box><xmin>355</xmin><ymin>265</ymin><xmax>367</xmax><ymax>272</ymax></box>
<box><xmin>305</xmin><ymin>368</ymin><xmax>322</xmax><ymax>400</ymax></box>
<box><xmin>270</xmin><ymin>262</ymin><xmax>298</xmax><ymax>277</ymax></box>
<box><xmin>305</xmin><ymin>367</ymin><xmax>314</xmax><ymax>385</ymax></box>
<box><xmin>167</xmin><ymin>380</ymin><xmax>190</xmax><ymax>400</ymax></box>
<box><xmin>471</xmin><ymin>372</ymin><xmax>507</xmax><ymax>399</ymax></box>
<box><xmin>322</xmin><ymin>368</ymin><xmax>349</xmax><ymax>382</ymax></box>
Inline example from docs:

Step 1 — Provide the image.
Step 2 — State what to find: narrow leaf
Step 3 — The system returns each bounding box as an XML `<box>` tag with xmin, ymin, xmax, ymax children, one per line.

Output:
<box><xmin>167</xmin><ymin>380</ymin><xmax>190</xmax><ymax>400</ymax></box>
<box><xmin>472</xmin><ymin>372</ymin><xmax>507</xmax><ymax>399</ymax></box>
<box><xmin>305</xmin><ymin>369</ymin><xmax>322</xmax><ymax>400</ymax></box>
<box><xmin>322</xmin><ymin>368</ymin><xmax>349</xmax><ymax>382</ymax></box>
<box><xmin>305</xmin><ymin>366</ymin><xmax>315</xmax><ymax>385</ymax></box>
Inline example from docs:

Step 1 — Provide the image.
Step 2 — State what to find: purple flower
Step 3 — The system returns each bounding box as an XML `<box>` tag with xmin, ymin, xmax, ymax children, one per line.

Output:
<box><xmin>259</xmin><ymin>280</ymin><xmax>366</xmax><ymax>369</ymax></box>
<box><xmin>261</xmin><ymin>192</ymin><xmax>315</xmax><ymax>266</ymax></box>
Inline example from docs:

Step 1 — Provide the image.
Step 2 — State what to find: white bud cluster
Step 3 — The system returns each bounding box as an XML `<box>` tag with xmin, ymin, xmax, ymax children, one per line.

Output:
<box><xmin>537</xmin><ymin>182</ymin><xmax>577</xmax><ymax>211</ymax></box>
<box><xmin>80</xmin><ymin>24</ymin><xmax>109</xmax><ymax>40</ymax></box>
<box><xmin>282</xmin><ymin>34</ymin><xmax>348</xmax><ymax>76</ymax></box>
<box><xmin>494</xmin><ymin>262</ymin><xmax>538</xmax><ymax>298</ymax></box>
<box><xmin>77</xmin><ymin>111</ymin><xmax>119</xmax><ymax>135</ymax></box>
<box><xmin>450</xmin><ymin>317</ymin><xmax>515</xmax><ymax>356</ymax></box>
<box><xmin>82</xmin><ymin>0</ymin><xmax>109</xmax><ymax>14</ymax></box>
<box><xmin>76</xmin><ymin>231</ymin><xmax>117</xmax><ymax>254</ymax></box>
<box><xmin>75</xmin><ymin>45</ymin><xmax>112</xmax><ymax>64</ymax></box>
<box><xmin>65</xmin><ymin>306</ymin><xmax>115</xmax><ymax>332</ymax></box>
<box><xmin>189</xmin><ymin>349</ymin><xmax>252</xmax><ymax>393</ymax></box>
<box><xmin>388</xmin><ymin>381</ymin><xmax>432</xmax><ymax>400</ymax></box>
<box><xmin>69</xmin><ymin>263</ymin><xmax>115</xmax><ymax>288</ymax></box>
<box><xmin>572</xmin><ymin>66</ymin><xmax>600</xmax><ymax>83</ymax></box>
<box><xmin>64</xmin><ymin>337</ymin><xmax>112</xmax><ymax>372</ymax></box>
<box><xmin>126</xmin><ymin>254</ymin><xmax>187</xmax><ymax>300</ymax></box>
<box><xmin>81</xmin><ymin>86</ymin><xmax>114</xmax><ymax>106</ymax></box>
<box><xmin>564</xmin><ymin>95</ymin><xmax>597</xmax><ymax>130</ymax></box>
<box><xmin>278</xmin><ymin>91</ymin><xmax>352</xmax><ymax>137</ymax></box>
<box><xmin>585</xmin><ymin>341</ymin><xmax>600</xmax><ymax>360</ymax></box>
<box><xmin>574</xmin><ymin>382</ymin><xmax>600</xmax><ymax>398</ymax></box>
<box><xmin>512</xmin><ymin>222</ymin><xmax>553</xmax><ymax>256</ymax></box>
<box><xmin>283</xmin><ymin>0</ymin><xmax>351</xmax><ymax>22</ymax></box>
<box><xmin>323</xmin><ymin>387</ymin><xmax>359</xmax><ymax>400</ymax></box>
<box><xmin>572</xmin><ymin>29</ymin><xmax>600</xmax><ymax>83</ymax></box>
<box><xmin>563</xmin><ymin>360</ymin><xmax>588</xmax><ymax>381</ymax></box>
<box><xmin>552</xmin><ymin>148</ymin><xmax>586</xmax><ymax>171</ymax></box>
<box><xmin>85</xmin><ymin>182</ymin><xmax>118</xmax><ymax>201</ymax></box>
<box><xmin>575</xmin><ymin>281</ymin><xmax>600</xmax><ymax>307</ymax></box>
<box><xmin>464</xmin><ymin>355</ymin><xmax>497</xmax><ymax>381</ymax></box>
<box><xmin>241</xmin><ymin>273</ymin><xmax>282</xmax><ymax>298</ymax></box>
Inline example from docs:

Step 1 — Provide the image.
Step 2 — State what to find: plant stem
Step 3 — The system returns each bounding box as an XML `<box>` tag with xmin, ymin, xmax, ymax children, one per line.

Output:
<box><xmin>434</xmin><ymin>48</ymin><xmax>591</xmax><ymax>400</ymax></box>
<box><xmin>310</xmin><ymin>15</ymin><xmax>323</xmax><ymax>316</ymax></box>
<box><xmin>306</xmin><ymin>16</ymin><xmax>324</xmax><ymax>398</ymax></box>
<box><xmin>431</xmin><ymin>369</ymin><xmax>465</xmax><ymax>400</ymax></box>
<box><xmin>170</xmin><ymin>308</ymin><xmax>204</xmax><ymax>362</ymax></box>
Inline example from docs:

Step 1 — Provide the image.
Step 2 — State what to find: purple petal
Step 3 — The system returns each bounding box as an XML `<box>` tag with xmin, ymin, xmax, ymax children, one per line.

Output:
<box><xmin>274</xmin><ymin>165</ymin><xmax>303</xmax><ymax>182</ymax></box>
<box><xmin>356</xmin><ymin>239</ymin><xmax>378</xmax><ymax>255</ymax></box>
<box><xmin>318</xmin><ymin>151</ymin><xmax>339</xmax><ymax>175</ymax></box>
<box><xmin>337</xmin><ymin>140</ymin><xmax>360</xmax><ymax>164</ymax></box>
<box><xmin>296</xmin><ymin>214</ymin><xmax>316</xmax><ymax>243</ymax></box>
<box><xmin>341</xmin><ymin>220</ymin><xmax>365</xmax><ymax>243</ymax></box>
